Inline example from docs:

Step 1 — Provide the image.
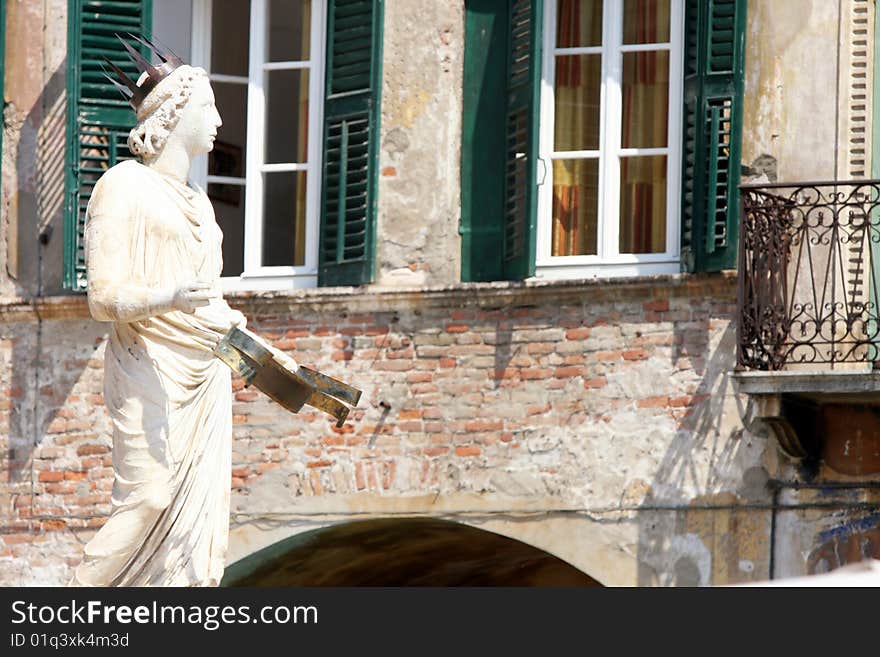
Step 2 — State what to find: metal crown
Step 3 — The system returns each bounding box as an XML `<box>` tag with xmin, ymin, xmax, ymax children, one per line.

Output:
<box><xmin>102</xmin><ymin>33</ymin><xmax>185</xmax><ymax>110</ymax></box>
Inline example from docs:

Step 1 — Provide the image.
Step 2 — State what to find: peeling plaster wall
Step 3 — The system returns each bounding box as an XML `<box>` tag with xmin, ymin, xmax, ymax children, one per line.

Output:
<box><xmin>375</xmin><ymin>0</ymin><xmax>463</xmax><ymax>287</ymax></box>
<box><xmin>770</xmin><ymin>478</ymin><xmax>880</xmax><ymax>579</ymax></box>
<box><xmin>742</xmin><ymin>0</ymin><xmax>838</xmax><ymax>181</ymax></box>
<box><xmin>742</xmin><ymin>0</ymin><xmax>873</xmax><ymax>183</ymax></box>
<box><xmin>1</xmin><ymin>0</ymin><xmax>68</xmax><ymax>297</ymax></box>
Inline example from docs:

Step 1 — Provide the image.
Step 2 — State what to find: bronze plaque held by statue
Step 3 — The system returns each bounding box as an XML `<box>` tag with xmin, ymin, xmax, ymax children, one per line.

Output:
<box><xmin>214</xmin><ymin>326</ymin><xmax>362</xmax><ymax>427</ymax></box>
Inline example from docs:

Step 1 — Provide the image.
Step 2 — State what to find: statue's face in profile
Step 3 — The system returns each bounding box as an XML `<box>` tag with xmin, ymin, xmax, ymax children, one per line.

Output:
<box><xmin>172</xmin><ymin>76</ymin><xmax>222</xmax><ymax>157</ymax></box>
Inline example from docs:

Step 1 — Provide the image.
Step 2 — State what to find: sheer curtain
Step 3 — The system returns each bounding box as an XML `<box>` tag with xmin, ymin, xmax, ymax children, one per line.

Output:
<box><xmin>552</xmin><ymin>0</ymin><xmax>602</xmax><ymax>256</ymax></box>
<box><xmin>619</xmin><ymin>0</ymin><xmax>669</xmax><ymax>254</ymax></box>
<box><xmin>551</xmin><ymin>0</ymin><xmax>670</xmax><ymax>256</ymax></box>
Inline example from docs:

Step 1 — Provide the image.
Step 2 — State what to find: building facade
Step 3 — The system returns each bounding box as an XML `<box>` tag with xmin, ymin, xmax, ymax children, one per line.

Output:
<box><xmin>2</xmin><ymin>0</ymin><xmax>880</xmax><ymax>586</ymax></box>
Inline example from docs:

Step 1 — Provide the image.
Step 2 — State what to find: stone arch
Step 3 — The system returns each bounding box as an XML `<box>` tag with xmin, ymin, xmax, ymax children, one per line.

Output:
<box><xmin>222</xmin><ymin>517</ymin><xmax>603</xmax><ymax>586</ymax></box>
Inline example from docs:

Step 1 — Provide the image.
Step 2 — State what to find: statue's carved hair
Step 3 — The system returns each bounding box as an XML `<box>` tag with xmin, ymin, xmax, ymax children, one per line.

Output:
<box><xmin>127</xmin><ymin>65</ymin><xmax>209</xmax><ymax>160</ymax></box>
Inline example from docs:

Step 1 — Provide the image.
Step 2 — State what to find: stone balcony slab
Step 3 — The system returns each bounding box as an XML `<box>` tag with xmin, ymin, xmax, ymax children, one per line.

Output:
<box><xmin>732</xmin><ymin>370</ymin><xmax>880</xmax><ymax>404</ymax></box>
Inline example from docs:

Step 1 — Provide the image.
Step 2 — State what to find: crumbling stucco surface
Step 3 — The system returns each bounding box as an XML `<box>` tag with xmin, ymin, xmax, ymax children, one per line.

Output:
<box><xmin>742</xmin><ymin>0</ymin><xmax>874</xmax><ymax>182</ymax></box>
<box><xmin>375</xmin><ymin>0</ymin><xmax>463</xmax><ymax>287</ymax></box>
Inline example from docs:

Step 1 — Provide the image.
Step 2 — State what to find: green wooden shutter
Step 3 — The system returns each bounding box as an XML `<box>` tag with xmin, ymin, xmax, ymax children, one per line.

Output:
<box><xmin>460</xmin><ymin>0</ymin><xmax>540</xmax><ymax>282</ymax></box>
<box><xmin>680</xmin><ymin>0</ymin><xmax>746</xmax><ymax>273</ymax></box>
<box><xmin>64</xmin><ymin>0</ymin><xmax>152</xmax><ymax>291</ymax></box>
<box><xmin>502</xmin><ymin>0</ymin><xmax>541</xmax><ymax>280</ymax></box>
<box><xmin>319</xmin><ymin>0</ymin><xmax>383</xmax><ymax>287</ymax></box>
<box><xmin>461</xmin><ymin>0</ymin><xmax>507</xmax><ymax>282</ymax></box>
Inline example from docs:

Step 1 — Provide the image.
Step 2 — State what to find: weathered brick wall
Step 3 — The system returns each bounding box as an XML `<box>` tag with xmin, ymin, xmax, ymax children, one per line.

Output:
<box><xmin>228</xmin><ymin>273</ymin><xmax>760</xmax><ymax>540</ymax></box>
<box><xmin>2</xmin><ymin>274</ymin><xmax>781</xmax><ymax>586</ymax></box>
<box><xmin>0</xmin><ymin>302</ymin><xmax>111</xmax><ymax>583</ymax></box>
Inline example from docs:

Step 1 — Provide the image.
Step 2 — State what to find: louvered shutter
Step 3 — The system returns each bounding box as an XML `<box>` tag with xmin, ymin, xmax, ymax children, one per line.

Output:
<box><xmin>461</xmin><ymin>0</ymin><xmax>539</xmax><ymax>283</ymax></box>
<box><xmin>64</xmin><ymin>0</ymin><xmax>152</xmax><ymax>291</ymax></box>
<box><xmin>501</xmin><ymin>0</ymin><xmax>541</xmax><ymax>280</ymax></box>
<box><xmin>680</xmin><ymin>0</ymin><xmax>746</xmax><ymax>273</ymax></box>
<box><xmin>319</xmin><ymin>0</ymin><xmax>383</xmax><ymax>287</ymax></box>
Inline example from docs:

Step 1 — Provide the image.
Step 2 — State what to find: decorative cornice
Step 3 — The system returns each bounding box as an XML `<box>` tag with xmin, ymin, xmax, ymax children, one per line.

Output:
<box><xmin>0</xmin><ymin>295</ymin><xmax>90</xmax><ymax>322</ymax></box>
<box><xmin>227</xmin><ymin>272</ymin><xmax>737</xmax><ymax>316</ymax></box>
<box><xmin>0</xmin><ymin>272</ymin><xmax>738</xmax><ymax>322</ymax></box>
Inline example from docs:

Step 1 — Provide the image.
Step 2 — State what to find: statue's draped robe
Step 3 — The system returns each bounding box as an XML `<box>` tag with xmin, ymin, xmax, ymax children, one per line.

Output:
<box><xmin>73</xmin><ymin>160</ymin><xmax>243</xmax><ymax>586</ymax></box>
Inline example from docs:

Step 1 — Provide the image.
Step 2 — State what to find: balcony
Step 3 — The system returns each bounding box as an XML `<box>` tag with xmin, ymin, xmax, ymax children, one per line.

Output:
<box><xmin>735</xmin><ymin>179</ymin><xmax>880</xmax><ymax>462</ymax></box>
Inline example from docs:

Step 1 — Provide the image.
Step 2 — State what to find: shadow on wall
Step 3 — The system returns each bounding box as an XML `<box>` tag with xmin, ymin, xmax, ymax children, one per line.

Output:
<box><xmin>222</xmin><ymin>517</ymin><xmax>603</xmax><ymax>586</ymax></box>
<box><xmin>5</xmin><ymin>55</ymin><xmax>67</xmax><ymax>478</ymax></box>
<box><xmin>10</xmin><ymin>61</ymin><xmax>67</xmax><ymax>296</ymax></box>
<box><xmin>5</xmin><ymin>320</ymin><xmax>109</xmax><ymax>500</ymax></box>
<box><xmin>3</xmin><ymin>58</ymin><xmax>110</xmax><ymax>524</ymax></box>
<box><xmin>491</xmin><ymin>319</ymin><xmax>513</xmax><ymax>390</ymax></box>
<box><xmin>636</xmin><ymin>318</ymin><xmax>772</xmax><ymax>586</ymax></box>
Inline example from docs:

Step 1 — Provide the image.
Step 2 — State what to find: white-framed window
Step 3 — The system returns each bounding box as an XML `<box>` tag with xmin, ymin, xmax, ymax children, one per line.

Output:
<box><xmin>535</xmin><ymin>0</ymin><xmax>683</xmax><ymax>279</ymax></box>
<box><xmin>187</xmin><ymin>0</ymin><xmax>326</xmax><ymax>291</ymax></box>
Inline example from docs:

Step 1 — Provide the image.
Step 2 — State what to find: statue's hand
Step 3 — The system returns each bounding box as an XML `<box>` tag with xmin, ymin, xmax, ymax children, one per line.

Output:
<box><xmin>172</xmin><ymin>282</ymin><xmax>213</xmax><ymax>314</ymax></box>
<box><xmin>230</xmin><ymin>310</ymin><xmax>247</xmax><ymax>329</ymax></box>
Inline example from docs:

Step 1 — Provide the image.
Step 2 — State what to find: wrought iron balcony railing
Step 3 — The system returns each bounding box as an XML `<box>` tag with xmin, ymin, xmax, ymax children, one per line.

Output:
<box><xmin>738</xmin><ymin>179</ymin><xmax>880</xmax><ymax>370</ymax></box>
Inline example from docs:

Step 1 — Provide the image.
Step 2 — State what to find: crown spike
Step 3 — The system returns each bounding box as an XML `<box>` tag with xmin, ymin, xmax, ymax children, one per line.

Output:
<box><xmin>151</xmin><ymin>35</ymin><xmax>185</xmax><ymax>68</ymax></box>
<box><xmin>101</xmin><ymin>57</ymin><xmax>138</xmax><ymax>96</ymax></box>
<box><xmin>103</xmin><ymin>32</ymin><xmax>186</xmax><ymax>110</ymax></box>
<box><xmin>129</xmin><ymin>33</ymin><xmax>178</xmax><ymax>66</ymax></box>
<box><xmin>102</xmin><ymin>72</ymin><xmax>135</xmax><ymax>100</ymax></box>
<box><xmin>129</xmin><ymin>33</ymin><xmax>161</xmax><ymax>61</ymax></box>
<box><xmin>118</xmin><ymin>35</ymin><xmax>161</xmax><ymax>82</ymax></box>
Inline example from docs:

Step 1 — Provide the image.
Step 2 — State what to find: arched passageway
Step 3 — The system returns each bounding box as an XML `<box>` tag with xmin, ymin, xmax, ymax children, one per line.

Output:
<box><xmin>222</xmin><ymin>518</ymin><xmax>602</xmax><ymax>586</ymax></box>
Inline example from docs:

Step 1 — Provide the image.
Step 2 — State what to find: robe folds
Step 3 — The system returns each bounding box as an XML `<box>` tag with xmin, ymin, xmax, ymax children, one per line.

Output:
<box><xmin>72</xmin><ymin>160</ymin><xmax>244</xmax><ymax>586</ymax></box>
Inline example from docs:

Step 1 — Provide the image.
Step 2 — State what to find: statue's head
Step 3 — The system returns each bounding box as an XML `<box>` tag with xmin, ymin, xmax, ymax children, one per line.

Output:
<box><xmin>128</xmin><ymin>65</ymin><xmax>221</xmax><ymax>161</ymax></box>
<box><xmin>103</xmin><ymin>35</ymin><xmax>221</xmax><ymax>162</ymax></box>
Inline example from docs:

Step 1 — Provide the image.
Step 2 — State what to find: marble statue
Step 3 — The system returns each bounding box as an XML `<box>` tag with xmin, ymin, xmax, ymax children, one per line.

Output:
<box><xmin>70</xmin><ymin>45</ymin><xmax>246</xmax><ymax>586</ymax></box>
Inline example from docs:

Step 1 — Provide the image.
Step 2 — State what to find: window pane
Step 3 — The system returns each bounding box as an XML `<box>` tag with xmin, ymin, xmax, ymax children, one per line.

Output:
<box><xmin>265</xmin><ymin>70</ymin><xmax>310</xmax><ymax>164</ymax></box>
<box><xmin>552</xmin><ymin>159</ymin><xmax>599</xmax><ymax>256</ymax></box>
<box><xmin>209</xmin><ymin>183</ymin><xmax>246</xmax><ymax>277</ymax></box>
<box><xmin>623</xmin><ymin>0</ymin><xmax>671</xmax><ymax>44</ymax></box>
<box><xmin>619</xmin><ymin>156</ymin><xmax>667</xmax><ymax>254</ymax></box>
<box><xmin>209</xmin><ymin>82</ymin><xmax>247</xmax><ymax>175</ymax></box>
<box><xmin>268</xmin><ymin>0</ymin><xmax>311</xmax><ymax>61</ymax></box>
<box><xmin>554</xmin><ymin>55</ymin><xmax>601</xmax><ymax>151</ymax></box>
<box><xmin>211</xmin><ymin>0</ymin><xmax>250</xmax><ymax>76</ymax></box>
<box><xmin>556</xmin><ymin>0</ymin><xmax>602</xmax><ymax>48</ymax></box>
<box><xmin>263</xmin><ymin>171</ymin><xmax>307</xmax><ymax>266</ymax></box>
<box><xmin>621</xmin><ymin>50</ymin><xmax>669</xmax><ymax>148</ymax></box>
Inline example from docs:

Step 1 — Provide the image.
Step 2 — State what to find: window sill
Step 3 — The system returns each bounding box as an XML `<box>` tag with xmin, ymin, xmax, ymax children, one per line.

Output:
<box><xmin>221</xmin><ymin>271</ymin><xmax>318</xmax><ymax>293</ymax></box>
<box><xmin>534</xmin><ymin>260</ymin><xmax>681</xmax><ymax>280</ymax></box>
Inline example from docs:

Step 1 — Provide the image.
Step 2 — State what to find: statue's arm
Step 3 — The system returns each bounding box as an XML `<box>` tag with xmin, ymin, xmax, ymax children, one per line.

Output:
<box><xmin>84</xmin><ymin>201</ymin><xmax>211</xmax><ymax>322</ymax></box>
<box><xmin>84</xmin><ymin>211</ymin><xmax>176</xmax><ymax>322</ymax></box>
